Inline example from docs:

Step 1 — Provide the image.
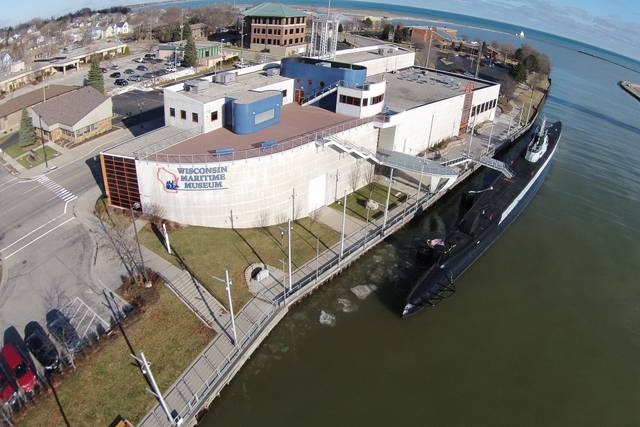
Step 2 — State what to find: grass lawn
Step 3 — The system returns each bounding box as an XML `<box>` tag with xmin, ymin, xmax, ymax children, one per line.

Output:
<box><xmin>515</xmin><ymin>75</ymin><xmax>549</xmax><ymax>124</ymax></box>
<box><xmin>18</xmin><ymin>285</ymin><xmax>211</xmax><ymax>426</ymax></box>
<box><xmin>330</xmin><ymin>182</ymin><xmax>407</xmax><ymax>222</ymax></box>
<box><xmin>2</xmin><ymin>141</ymin><xmax>26</xmax><ymax>159</ymax></box>
<box><xmin>138</xmin><ymin>218</ymin><xmax>340</xmax><ymax>310</ymax></box>
<box><xmin>16</xmin><ymin>145</ymin><xmax>59</xmax><ymax>169</ymax></box>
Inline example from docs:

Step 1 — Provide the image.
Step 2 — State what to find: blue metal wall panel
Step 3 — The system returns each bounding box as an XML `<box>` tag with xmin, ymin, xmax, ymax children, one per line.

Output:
<box><xmin>230</xmin><ymin>93</ymin><xmax>282</xmax><ymax>134</ymax></box>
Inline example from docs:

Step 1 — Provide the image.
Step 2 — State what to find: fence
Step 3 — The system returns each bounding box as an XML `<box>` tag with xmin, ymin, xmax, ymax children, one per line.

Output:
<box><xmin>142</xmin><ymin>116</ymin><xmax>377</xmax><ymax>164</ymax></box>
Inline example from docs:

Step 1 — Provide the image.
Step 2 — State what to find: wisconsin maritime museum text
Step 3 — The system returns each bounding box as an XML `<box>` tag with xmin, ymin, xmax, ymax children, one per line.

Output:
<box><xmin>178</xmin><ymin>166</ymin><xmax>227</xmax><ymax>190</ymax></box>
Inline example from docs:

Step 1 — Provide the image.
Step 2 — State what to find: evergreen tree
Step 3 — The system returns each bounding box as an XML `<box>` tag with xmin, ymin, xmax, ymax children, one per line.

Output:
<box><xmin>182</xmin><ymin>21</ymin><xmax>192</xmax><ymax>41</ymax></box>
<box><xmin>512</xmin><ymin>63</ymin><xmax>527</xmax><ymax>83</ymax></box>
<box><xmin>523</xmin><ymin>54</ymin><xmax>539</xmax><ymax>72</ymax></box>
<box><xmin>19</xmin><ymin>109</ymin><xmax>36</xmax><ymax>148</ymax></box>
<box><xmin>183</xmin><ymin>34</ymin><xmax>198</xmax><ymax>67</ymax></box>
<box><xmin>86</xmin><ymin>56</ymin><xmax>104</xmax><ymax>94</ymax></box>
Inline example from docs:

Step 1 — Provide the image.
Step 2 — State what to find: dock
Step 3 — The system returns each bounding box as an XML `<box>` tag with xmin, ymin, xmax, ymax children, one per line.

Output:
<box><xmin>619</xmin><ymin>81</ymin><xmax>640</xmax><ymax>101</ymax></box>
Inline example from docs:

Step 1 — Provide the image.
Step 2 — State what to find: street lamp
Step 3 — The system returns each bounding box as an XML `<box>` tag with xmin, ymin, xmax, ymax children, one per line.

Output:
<box><xmin>129</xmin><ymin>201</ymin><xmax>151</xmax><ymax>288</ymax></box>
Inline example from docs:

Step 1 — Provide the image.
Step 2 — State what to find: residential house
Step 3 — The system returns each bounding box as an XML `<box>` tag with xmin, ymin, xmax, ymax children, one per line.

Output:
<box><xmin>116</xmin><ymin>22</ymin><xmax>130</xmax><ymax>35</ymax></box>
<box><xmin>29</xmin><ymin>86</ymin><xmax>113</xmax><ymax>145</ymax></box>
<box><xmin>0</xmin><ymin>85</ymin><xmax>78</xmax><ymax>134</ymax></box>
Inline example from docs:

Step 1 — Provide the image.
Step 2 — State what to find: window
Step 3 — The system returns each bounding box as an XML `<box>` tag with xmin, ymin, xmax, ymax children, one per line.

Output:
<box><xmin>371</xmin><ymin>94</ymin><xmax>384</xmax><ymax>104</ymax></box>
<box><xmin>362</xmin><ymin>98</ymin><xmax>369</xmax><ymax>106</ymax></box>
<box><xmin>339</xmin><ymin>94</ymin><xmax>361</xmax><ymax>106</ymax></box>
<box><xmin>261</xmin><ymin>38</ymin><xmax>265</xmax><ymax>44</ymax></box>
<box><xmin>255</xmin><ymin>109</ymin><xmax>275</xmax><ymax>125</ymax></box>
<box><xmin>281</xmin><ymin>89</ymin><xmax>287</xmax><ymax>98</ymax></box>
<box><xmin>261</xmin><ymin>28</ymin><xmax>266</xmax><ymax>34</ymax></box>
<box><xmin>192</xmin><ymin>112</ymin><xmax>198</xmax><ymax>123</ymax></box>
<box><xmin>211</xmin><ymin>111</ymin><xmax>218</xmax><ymax>121</ymax></box>
<box><xmin>169</xmin><ymin>107</ymin><xmax>175</xmax><ymax>117</ymax></box>
<box><xmin>471</xmin><ymin>106</ymin><xmax>477</xmax><ymax>116</ymax></box>
<box><xmin>268</xmin><ymin>28</ymin><xmax>272</xmax><ymax>34</ymax></box>
<box><xmin>180</xmin><ymin>110</ymin><xmax>186</xmax><ymax>120</ymax></box>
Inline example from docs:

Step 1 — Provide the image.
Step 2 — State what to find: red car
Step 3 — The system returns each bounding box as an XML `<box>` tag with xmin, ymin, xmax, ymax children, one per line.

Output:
<box><xmin>1</xmin><ymin>343</ymin><xmax>37</xmax><ymax>394</ymax></box>
<box><xmin>0</xmin><ymin>368</ymin><xmax>18</xmax><ymax>405</ymax></box>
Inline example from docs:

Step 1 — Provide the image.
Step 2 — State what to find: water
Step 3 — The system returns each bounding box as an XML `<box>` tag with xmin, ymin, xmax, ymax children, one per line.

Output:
<box><xmin>187</xmin><ymin>3</ymin><xmax>640</xmax><ymax>425</ymax></box>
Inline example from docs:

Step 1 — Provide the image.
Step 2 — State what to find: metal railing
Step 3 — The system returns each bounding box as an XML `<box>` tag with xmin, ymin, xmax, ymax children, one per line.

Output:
<box><xmin>143</xmin><ymin>116</ymin><xmax>378</xmax><ymax>165</ymax></box>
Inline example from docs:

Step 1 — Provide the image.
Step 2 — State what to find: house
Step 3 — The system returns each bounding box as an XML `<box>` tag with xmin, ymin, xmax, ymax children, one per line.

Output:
<box><xmin>243</xmin><ymin>2</ymin><xmax>308</xmax><ymax>57</ymax></box>
<box><xmin>0</xmin><ymin>52</ymin><xmax>12</xmax><ymax>72</ymax></box>
<box><xmin>116</xmin><ymin>22</ymin><xmax>130</xmax><ymax>35</ymax></box>
<box><xmin>103</xmin><ymin>25</ymin><xmax>116</xmax><ymax>39</ymax></box>
<box><xmin>190</xmin><ymin>23</ymin><xmax>209</xmax><ymax>41</ymax></box>
<box><xmin>92</xmin><ymin>28</ymin><xmax>104</xmax><ymax>40</ymax></box>
<box><xmin>29</xmin><ymin>86</ymin><xmax>113</xmax><ymax>145</ymax></box>
<box><xmin>0</xmin><ymin>85</ymin><xmax>78</xmax><ymax>134</ymax></box>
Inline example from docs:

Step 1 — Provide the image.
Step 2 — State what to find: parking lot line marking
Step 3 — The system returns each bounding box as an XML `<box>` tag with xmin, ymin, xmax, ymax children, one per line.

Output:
<box><xmin>4</xmin><ymin>217</ymin><xmax>75</xmax><ymax>260</ymax></box>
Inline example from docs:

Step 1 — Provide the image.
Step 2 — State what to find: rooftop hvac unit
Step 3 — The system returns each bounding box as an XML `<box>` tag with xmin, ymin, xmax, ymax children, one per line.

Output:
<box><xmin>215</xmin><ymin>72</ymin><xmax>237</xmax><ymax>85</ymax></box>
<box><xmin>265</xmin><ymin>67</ymin><xmax>281</xmax><ymax>76</ymax></box>
<box><xmin>183</xmin><ymin>79</ymin><xmax>209</xmax><ymax>93</ymax></box>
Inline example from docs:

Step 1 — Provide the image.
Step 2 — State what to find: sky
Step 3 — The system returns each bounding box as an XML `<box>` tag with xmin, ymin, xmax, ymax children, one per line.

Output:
<box><xmin>2</xmin><ymin>0</ymin><xmax>640</xmax><ymax>60</ymax></box>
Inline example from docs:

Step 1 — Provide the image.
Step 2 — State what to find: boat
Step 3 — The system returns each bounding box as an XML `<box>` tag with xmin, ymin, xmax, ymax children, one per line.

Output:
<box><xmin>402</xmin><ymin>119</ymin><xmax>562</xmax><ymax>317</ymax></box>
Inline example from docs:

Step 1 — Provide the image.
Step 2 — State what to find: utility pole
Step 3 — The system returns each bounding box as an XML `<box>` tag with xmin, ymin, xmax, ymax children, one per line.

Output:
<box><xmin>132</xmin><ymin>352</ymin><xmax>182</xmax><ymax>426</ymax></box>
<box><xmin>339</xmin><ymin>191</ymin><xmax>347</xmax><ymax>262</ymax></box>
<box><xmin>425</xmin><ymin>28</ymin><xmax>433</xmax><ymax>68</ymax></box>
<box><xmin>162</xmin><ymin>223</ymin><xmax>171</xmax><ymax>254</ymax></box>
<box><xmin>287</xmin><ymin>219</ymin><xmax>292</xmax><ymax>292</ymax></box>
<box><xmin>224</xmin><ymin>269</ymin><xmax>238</xmax><ymax>346</ymax></box>
<box><xmin>280</xmin><ymin>258</ymin><xmax>287</xmax><ymax>305</ymax></box>
<box><xmin>240</xmin><ymin>18</ymin><xmax>245</xmax><ymax>65</ymax></box>
<box><xmin>382</xmin><ymin>168</ymin><xmax>394</xmax><ymax>231</ymax></box>
<box><xmin>475</xmin><ymin>43</ymin><xmax>482</xmax><ymax>78</ymax></box>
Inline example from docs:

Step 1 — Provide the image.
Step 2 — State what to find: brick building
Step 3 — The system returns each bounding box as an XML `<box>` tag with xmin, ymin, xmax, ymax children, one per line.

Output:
<box><xmin>243</xmin><ymin>2</ymin><xmax>308</xmax><ymax>57</ymax></box>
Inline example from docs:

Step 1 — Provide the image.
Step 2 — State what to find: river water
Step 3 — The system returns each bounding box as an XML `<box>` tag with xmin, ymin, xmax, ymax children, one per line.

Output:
<box><xmin>198</xmin><ymin>6</ymin><xmax>640</xmax><ymax>426</ymax></box>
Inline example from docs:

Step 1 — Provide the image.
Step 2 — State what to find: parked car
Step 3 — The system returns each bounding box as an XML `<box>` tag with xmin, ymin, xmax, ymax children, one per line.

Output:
<box><xmin>156</xmin><ymin>69</ymin><xmax>169</xmax><ymax>76</ymax></box>
<box><xmin>144</xmin><ymin>53</ymin><xmax>156</xmax><ymax>59</ymax></box>
<box><xmin>109</xmin><ymin>72</ymin><xmax>121</xmax><ymax>78</ymax></box>
<box><xmin>46</xmin><ymin>310</ymin><xmax>84</xmax><ymax>354</ymax></box>
<box><xmin>136</xmin><ymin>65</ymin><xmax>148</xmax><ymax>71</ymax></box>
<box><xmin>0</xmin><ymin>368</ymin><xmax>18</xmax><ymax>406</ymax></box>
<box><xmin>114</xmin><ymin>78</ymin><xmax>129</xmax><ymax>86</ymax></box>
<box><xmin>124</xmin><ymin>68</ymin><xmax>135</xmax><ymax>74</ymax></box>
<box><xmin>143</xmin><ymin>72</ymin><xmax>155</xmax><ymax>79</ymax></box>
<box><xmin>24</xmin><ymin>322</ymin><xmax>60</xmax><ymax>373</ymax></box>
<box><xmin>110</xmin><ymin>64</ymin><xmax>119</xmax><ymax>70</ymax></box>
<box><xmin>100</xmin><ymin>67</ymin><xmax>107</xmax><ymax>74</ymax></box>
<box><xmin>133</xmin><ymin>57</ymin><xmax>145</xmax><ymax>63</ymax></box>
<box><xmin>1</xmin><ymin>343</ymin><xmax>38</xmax><ymax>395</ymax></box>
<box><xmin>128</xmin><ymin>74</ymin><xmax>143</xmax><ymax>82</ymax></box>
<box><xmin>164</xmin><ymin>66</ymin><xmax>177</xmax><ymax>73</ymax></box>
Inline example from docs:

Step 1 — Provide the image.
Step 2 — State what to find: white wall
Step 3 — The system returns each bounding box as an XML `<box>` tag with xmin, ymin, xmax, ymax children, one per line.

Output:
<box><xmin>137</xmin><ymin>122</ymin><xmax>378</xmax><ymax>228</ymax></box>
<box><xmin>379</xmin><ymin>94</ymin><xmax>465</xmax><ymax>155</ymax></box>
<box><xmin>254</xmin><ymin>78</ymin><xmax>294</xmax><ymax>105</ymax></box>
<box><xmin>470</xmin><ymin>84</ymin><xmax>500</xmax><ymax>125</ymax></box>
<box><xmin>164</xmin><ymin>90</ymin><xmax>206</xmax><ymax>133</ymax></box>
<box><xmin>355</xmin><ymin>52</ymin><xmax>415</xmax><ymax>77</ymax></box>
<box><xmin>336</xmin><ymin>81</ymin><xmax>386</xmax><ymax>118</ymax></box>
<box><xmin>73</xmin><ymin>98</ymin><xmax>113</xmax><ymax>130</ymax></box>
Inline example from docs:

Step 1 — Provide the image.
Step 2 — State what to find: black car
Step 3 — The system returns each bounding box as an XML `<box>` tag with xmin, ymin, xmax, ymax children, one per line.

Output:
<box><xmin>109</xmin><ymin>72</ymin><xmax>121</xmax><ymax>78</ymax></box>
<box><xmin>24</xmin><ymin>322</ymin><xmax>60</xmax><ymax>373</ymax></box>
<box><xmin>124</xmin><ymin>68</ymin><xmax>135</xmax><ymax>74</ymax></box>
<box><xmin>136</xmin><ymin>65</ymin><xmax>148</xmax><ymax>71</ymax></box>
<box><xmin>143</xmin><ymin>72</ymin><xmax>155</xmax><ymax>79</ymax></box>
<box><xmin>46</xmin><ymin>310</ymin><xmax>84</xmax><ymax>355</ymax></box>
<box><xmin>114</xmin><ymin>78</ymin><xmax>129</xmax><ymax>86</ymax></box>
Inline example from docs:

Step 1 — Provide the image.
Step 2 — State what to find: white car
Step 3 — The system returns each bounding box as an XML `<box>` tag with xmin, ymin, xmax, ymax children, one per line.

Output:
<box><xmin>134</xmin><ymin>58</ymin><xmax>145</xmax><ymax>63</ymax></box>
<box><xmin>165</xmin><ymin>66</ymin><xmax>177</xmax><ymax>72</ymax></box>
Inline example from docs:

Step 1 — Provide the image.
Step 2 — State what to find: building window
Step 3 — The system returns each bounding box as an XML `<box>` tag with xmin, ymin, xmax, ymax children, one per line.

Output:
<box><xmin>192</xmin><ymin>112</ymin><xmax>198</xmax><ymax>123</ymax></box>
<box><xmin>180</xmin><ymin>110</ymin><xmax>186</xmax><ymax>120</ymax></box>
<box><xmin>371</xmin><ymin>94</ymin><xmax>384</xmax><ymax>105</ymax></box>
<box><xmin>261</xmin><ymin>38</ymin><xmax>265</xmax><ymax>44</ymax></box>
<box><xmin>339</xmin><ymin>94</ymin><xmax>361</xmax><ymax>106</ymax></box>
<box><xmin>211</xmin><ymin>111</ymin><xmax>218</xmax><ymax>121</ymax></box>
<box><xmin>282</xmin><ymin>89</ymin><xmax>287</xmax><ymax>98</ymax></box>
<box><xmin>362</xmin><ymin>98</ymin><xmax>369</xmax><ymax>106</ymax></box>
<box><xmin>169</xmin><ymin>107</ymin><xmax>175</xmax><ymax>117</ymax></box>
<box><xmin>471</xmin><ymin>106</ymin><xmax>477</xmax><ymax>116</ymax></box>
<box><xmin>268</xmin><ymin>28</ymin><xmax>272</xmax><ymax>34</ymax></box>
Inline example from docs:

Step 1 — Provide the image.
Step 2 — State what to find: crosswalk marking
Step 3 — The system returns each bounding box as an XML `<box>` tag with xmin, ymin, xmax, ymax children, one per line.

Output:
<box><xmin>34</xmin><ymin>175</ymin><xmax>78</xmax><ymax>203</ymax></box>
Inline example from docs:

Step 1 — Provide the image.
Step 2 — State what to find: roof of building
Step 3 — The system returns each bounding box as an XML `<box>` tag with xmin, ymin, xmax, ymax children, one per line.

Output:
<box><xmin>103</xmin><ymin>125</ymin><xmax>200</xmax><ymax>158</ymax></box>
<box><xmin>172</xmin><ymin>70</ymin><xmax>290</xmax><ymax>103</ymax></box>
<box><xmin>243</xmin><ymin>2</ymin><xmax>306</xmax><ymax>18</ymax></box>
<box><xmin>334</xmin><ymin>46</ymin><xmax>413</xmax><ymax>68</ymax></box>
<box><xmin>31</xmin><ymin>86</ymin><xmax>109</xmax><ymax>127</ymax></box>
<box><xmin>0</xmin><ymin>85</ymin><xmax>78</xmax><ymax>118</ymax></box>
<box><xmin>380</xmin><ymin>67</ymin><xmax>493</xmax><ymax>112</ymax></box>
<box><xmin>159</xmin><ymin>104</ymin><xmax>353</xmax><ymax>158</ymax></box>
<box><xmin>190</xmin><ymin>23</ymin><xmax>207</xmax><ymax>29</ymax></box>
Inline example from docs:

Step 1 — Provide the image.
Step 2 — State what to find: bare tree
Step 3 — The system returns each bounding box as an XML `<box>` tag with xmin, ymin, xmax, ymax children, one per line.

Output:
<box><xmin>96</xmin><ymin>217</ymin><xmax>144</xmax><ymax>284</ymax></box>
<box><xmin>143</xmin><ymin>202</ymin><xmax>166</xmax><ymax>231</ymax></box>
<box><xmin>349</xmin><ymin>161</ymin><xmax>362</xmax><ymax>193</ymax></box>
<box><xmin>363</xmin><ymin>164</ymin><xmax>377</xmax><ymax>200</ymax></box>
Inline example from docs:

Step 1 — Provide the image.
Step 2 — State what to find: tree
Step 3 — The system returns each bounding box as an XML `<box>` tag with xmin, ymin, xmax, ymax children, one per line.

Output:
<box><xmin>381</xmin><ymin>23</ymin><xmax>394</xmax><ymax>41</ymax></box>
<box><xmin>19</xmin><ymin>109</ymin><xmax>36</xmax><ymax>147</ymax></box>
<box><xmin>512</xmin><ymin>63</ymin><xmax>527</xmax><ymax>83</ymax></box>
<box><xmin>182</xmin><ymin>20</ymin><xmax>192</xmax><ymax>41</ymax></box>
<box><xmin>183</xmin><ymin>32</ymin><xmax>198</xmax><ymax>67</ymax></box>
<box><xmin>523</xmin><ymin>54</ymin><xmax>539</xmax><ymax>72</ymax></box>
<box><xmin>338</xmin><ymin>23</ymin><xmax>344</xmax><ymax>33</ymax></box>
<box><xmin>362</xmin><ymin>17</ymin><xmax>373</xmax><ymax>28</ymax></box>
<box><xmin>86</xmin><ymin>56</ymin><xmax>104</xmax><ymax>94</ymax></box>
<box><xmin>514</xmin><ymin>47</ymin><xmax>524</xmax><ymax>62</ymax></box>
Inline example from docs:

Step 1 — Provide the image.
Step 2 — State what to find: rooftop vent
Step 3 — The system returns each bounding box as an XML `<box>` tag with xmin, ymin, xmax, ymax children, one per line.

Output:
<box><xmin>183</xmin><ymin>79</ymin><xmax>209</xmax><ymax>93</ymax></box>
<box><xmin>214</xmin><ymin>72</ymin><xmax>237</xmax><ymax>85</ymax></box>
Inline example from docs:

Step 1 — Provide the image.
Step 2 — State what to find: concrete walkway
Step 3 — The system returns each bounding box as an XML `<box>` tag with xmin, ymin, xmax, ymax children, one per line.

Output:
<box><xmin>315</xmin><ymin>205</ymin><xmax>367</xmax><ymax>235</ymax></box>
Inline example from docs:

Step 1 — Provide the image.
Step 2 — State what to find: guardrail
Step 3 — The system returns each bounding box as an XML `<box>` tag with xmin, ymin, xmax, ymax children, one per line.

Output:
<box><xmin>143</xmin><ymin>116</ymin><xmax>378</xmax><ymax>164</ymax></box>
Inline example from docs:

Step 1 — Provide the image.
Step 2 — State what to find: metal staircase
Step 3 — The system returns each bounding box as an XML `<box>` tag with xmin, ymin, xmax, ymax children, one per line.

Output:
<box><xmin>301</xmin><ymin>80</ymin><xmax>343</xmax><ymax>106</ymax></box>
<box><xmin>439</xmin><ymin>153</ymin><xmax>514</xmax><ymax>178</ymax></box>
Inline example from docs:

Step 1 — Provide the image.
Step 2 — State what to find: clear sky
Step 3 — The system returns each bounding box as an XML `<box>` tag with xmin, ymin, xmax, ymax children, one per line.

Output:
<box><xmin>3</xmin><ymin>0</ymin><xmax>640</xmax><ymax>60</ymax></box>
